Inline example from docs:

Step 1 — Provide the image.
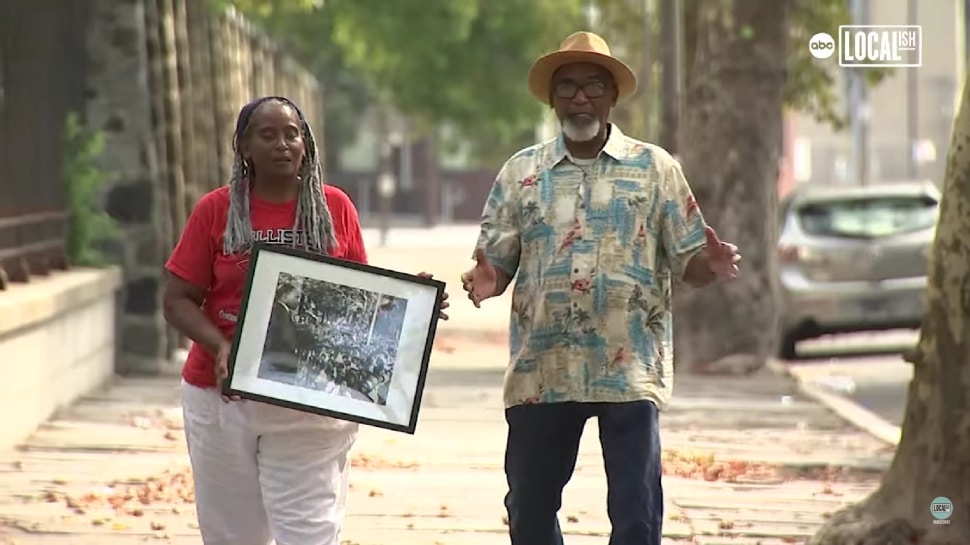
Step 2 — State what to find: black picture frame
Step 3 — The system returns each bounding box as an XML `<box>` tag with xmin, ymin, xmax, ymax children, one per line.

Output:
<box><xmin>222</xmin><ymin>242</ymin><xmax>445</xmax><ymax>435</ymax></box>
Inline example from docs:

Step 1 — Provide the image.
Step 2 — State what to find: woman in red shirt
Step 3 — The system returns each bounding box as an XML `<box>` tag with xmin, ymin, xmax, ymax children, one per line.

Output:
<box><xmin>163</xmin><ymin>96</ymin><xmax>448</xmax><ymax>545</ymax></box>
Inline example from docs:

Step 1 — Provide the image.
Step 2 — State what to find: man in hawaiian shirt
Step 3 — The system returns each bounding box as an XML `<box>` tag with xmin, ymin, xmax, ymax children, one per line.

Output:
<box><xmin>462</xmin><ymin>31</ymin><xmax>741</xmax><ymax>545</ymax></box>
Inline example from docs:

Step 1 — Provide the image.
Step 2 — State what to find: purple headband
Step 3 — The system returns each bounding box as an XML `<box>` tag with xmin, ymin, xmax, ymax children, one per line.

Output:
<box><xmin>233</xmin><ymin>96</ymin><xmax>306</xmax><ymax>147</ymax></box>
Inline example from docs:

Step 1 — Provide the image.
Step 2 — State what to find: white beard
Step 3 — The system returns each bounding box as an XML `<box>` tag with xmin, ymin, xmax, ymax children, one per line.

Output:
<box><xmin>561</xmin><ymin>116</ymin><xmax>601</xmax><ymax>142</ymax></box>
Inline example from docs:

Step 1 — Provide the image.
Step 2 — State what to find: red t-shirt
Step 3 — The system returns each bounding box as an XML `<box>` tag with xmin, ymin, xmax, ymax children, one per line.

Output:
<box><xmin>164</xmin><ymin>184</ymin><xmax>368</xmax><ymax>389</ymax></box>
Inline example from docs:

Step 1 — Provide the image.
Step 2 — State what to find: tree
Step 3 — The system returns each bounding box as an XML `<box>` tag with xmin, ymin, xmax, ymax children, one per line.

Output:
<box><xmin>808</xmin><ymin>73</ymin><xmax>970</xmax><ymax>545</ymax></box>
<box><xmin>593</xmin><ymin>0</ymin><xmax>887</xmax><ymax>143</ymax></box>
<box><xmin>317</xmin><ymin>0</ymin><xmax>587</xmax><ymax>166</ymax></box>
<box><xmin>671</xmin><ymin>0</ymin><xmax>789</xmax><ymax>374</ymax></box>
<box><xmin>221</xmin><ymin>0</ymin><xmax>374</xmax><ymax>174</ymax></box>
<box><xmin>228</xmin><ymin>0</ymin><xmax>589</xmax><ymax>167</ymax></box>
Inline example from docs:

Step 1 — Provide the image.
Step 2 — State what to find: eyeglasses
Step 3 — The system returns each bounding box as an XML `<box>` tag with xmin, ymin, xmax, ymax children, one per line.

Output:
<box><xmin>553</xmin><ymin>80</ymin><xmax>607</xmax><ymax>99</ymax></box>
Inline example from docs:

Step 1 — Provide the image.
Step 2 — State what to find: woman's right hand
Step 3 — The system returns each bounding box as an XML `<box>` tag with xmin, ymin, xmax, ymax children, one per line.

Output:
<box><xmin>215</xmin><ymin>340</ymin><xmax>242</xmax><ymax>403</ymax></box>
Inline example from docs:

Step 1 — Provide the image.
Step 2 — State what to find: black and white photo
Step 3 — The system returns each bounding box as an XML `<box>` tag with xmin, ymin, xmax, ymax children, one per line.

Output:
<box><xmin>257</xmin><ymin>272</ymin><xmax>408</xmax><ymax>406</ymax></box>
<box><xmin>223</xmin><ymin>243</ymin><xmax>444</xmax><ymax>434</ymax></box>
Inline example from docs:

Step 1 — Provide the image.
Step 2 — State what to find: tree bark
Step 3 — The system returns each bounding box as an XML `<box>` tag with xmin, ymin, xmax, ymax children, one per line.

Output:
<box><xmin>672</xmin><ymin>0</ymin><xmax>787</xmax><ymax>373</ymax></box>
<box><xmin>809</xmin><ymin>72</ymin><xmax>970</xmax><ymax>545</ymax></box>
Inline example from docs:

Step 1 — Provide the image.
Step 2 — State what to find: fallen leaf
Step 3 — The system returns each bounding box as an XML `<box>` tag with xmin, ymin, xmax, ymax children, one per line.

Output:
<box><xmin>351</xmin><ymin>453</ymin><xmax>419</xmax><ymax>470</ymax></box>
<box><xmin>566</xmin><ymin>515</ymin><xmax>579</xmax><ymax>523</ymax></box>
<box><xmin>150</xmin><ymin>521</ymin><xmax>166</xmax><ymax>531</ymax></box>
<box><xmin>718</xmin><ymin>519</ymin><xmax>735</xmax><ymax>530</ymax></box>
<box><xmin>368</xmin><ymin>489</ymin><xmax>383</xmax><ymax>497</ymax></box>
<box><xmin>111</xmin><ymin>521</ymin><xmax>129</xmax><ymax>531</ymax></box>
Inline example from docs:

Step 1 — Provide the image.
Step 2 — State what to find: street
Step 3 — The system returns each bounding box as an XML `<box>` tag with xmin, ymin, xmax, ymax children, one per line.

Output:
<box><xmin>784</xmin><ymin>330</ymin><xmax>916</xmax><ymax>428</ymax></box>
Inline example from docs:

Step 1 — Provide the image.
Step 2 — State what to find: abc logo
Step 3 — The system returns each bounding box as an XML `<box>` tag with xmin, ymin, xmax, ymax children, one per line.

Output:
<box><xmin>809</xmin><ymin>33</ymin><xmax>836</xmax><ymax>59</ymax></box>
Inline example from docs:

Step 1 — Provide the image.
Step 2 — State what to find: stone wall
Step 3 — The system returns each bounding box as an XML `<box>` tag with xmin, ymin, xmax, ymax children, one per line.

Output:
<box><xmin>0</xmin><ymin>267</ymin><xmax>123</xmax><ymax>448</ymax></box>
<box><xmin>84</xmin><ymin>0</ymin><xmax>324</xmax><ymax>374</ymax></box>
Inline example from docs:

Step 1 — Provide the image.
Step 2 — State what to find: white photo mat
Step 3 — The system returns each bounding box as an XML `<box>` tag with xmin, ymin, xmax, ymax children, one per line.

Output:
<box><xmin>225</xmin><ymin>244</ymin><xmax>443</xmax><ymax>433</ymax></box>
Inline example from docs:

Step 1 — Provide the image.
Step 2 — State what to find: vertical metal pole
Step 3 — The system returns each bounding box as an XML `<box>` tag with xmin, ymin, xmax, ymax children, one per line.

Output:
<box><xmin>848</xmin><ymin>0</ymin><xmax>870</xmax><ymax>185</ymax></box>
<box><xmin>400</xmin><ymin>118</ymin><xmax>412</xmax><ymax>192</ymax></box>
<box><xmin>659</xmin><ymin>0</ymin><xmax>683</xmax><ymax>154</ymax></box>
<box><xmin>376</xmin><ymin>109</ymin><xmax>391</xmax><ymax>247</ymax></box>
<box><xmin>957</xmin><ymin>0</ymin><xmax>970</xmax><ymax>61</ymax></box>
<box><xmin>585</xmin><ymin>0</ymin><xmax>598</xmax><ymax>29</ymax></box>
<box><xmin>641</xmin><ymin>0</ymin><xmax>654</xmax><ymax>139</ymax></box>
<box><xmin>906</xmin><ymin>0</ymin><xmax>919</xmax><ymax>180</ymax></box>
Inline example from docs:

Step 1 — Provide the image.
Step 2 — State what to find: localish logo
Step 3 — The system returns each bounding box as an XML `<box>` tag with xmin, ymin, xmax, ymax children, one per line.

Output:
<box><xmin>839</xmin><ymin>25</ymin><xmax>922</xmax><ymax>68</ymax></box>
<box><xmin>930</xmin><ymin>496</ymin><xmax>952</xmax><ymax>525</ymax></box>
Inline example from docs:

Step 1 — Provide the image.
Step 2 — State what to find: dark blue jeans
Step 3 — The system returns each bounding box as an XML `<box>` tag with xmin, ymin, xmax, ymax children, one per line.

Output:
<box><xmin>503</xmin><ymin>401</ymin><xmax>663</xmax><ymax>545</ymax></box>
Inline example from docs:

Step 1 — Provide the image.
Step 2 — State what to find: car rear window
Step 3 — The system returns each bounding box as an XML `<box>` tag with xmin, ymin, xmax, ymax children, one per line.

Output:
<box><xmin>796</xmin><ymin>195</ymin><xmax>938</xmax><ymax>238</ymax></box>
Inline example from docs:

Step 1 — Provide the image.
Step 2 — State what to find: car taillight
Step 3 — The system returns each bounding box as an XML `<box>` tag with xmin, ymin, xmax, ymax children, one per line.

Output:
<box><xmin>779</xmin><ymin>244</ymin><xmax>801</xmax><ymax>263</ymax></box>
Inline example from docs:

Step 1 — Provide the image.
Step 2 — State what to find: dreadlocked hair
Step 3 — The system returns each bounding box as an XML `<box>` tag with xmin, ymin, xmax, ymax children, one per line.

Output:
<box><xmin>222</xmin><ymin>97</ymin><xmax>338</xmax><ymax>256</ymax></box>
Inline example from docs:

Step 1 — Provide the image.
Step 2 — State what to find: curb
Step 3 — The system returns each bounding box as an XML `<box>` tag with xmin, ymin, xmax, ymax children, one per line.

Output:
<box><xmin>765</xmin><ymin>359</ymin><xmax>901</xmax><ymax>447</ymax></box>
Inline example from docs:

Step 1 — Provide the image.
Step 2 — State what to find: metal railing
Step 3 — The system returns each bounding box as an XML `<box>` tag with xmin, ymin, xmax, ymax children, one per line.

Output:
<box><xmin>0</xmin><ymin>212</ymin><xmax>69</xmax><ymax>289</ymax></box>
<box><xmin>0</xmin><ymin>3</ymin><xmax>89</xmax><ymax>291</ymax></box>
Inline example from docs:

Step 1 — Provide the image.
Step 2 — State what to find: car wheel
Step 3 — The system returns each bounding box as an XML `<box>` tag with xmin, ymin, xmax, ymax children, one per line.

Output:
<box><xmin>777</xmin><ymin>331</ymin><xmax>798</xmax><ymax>360</ymax></box>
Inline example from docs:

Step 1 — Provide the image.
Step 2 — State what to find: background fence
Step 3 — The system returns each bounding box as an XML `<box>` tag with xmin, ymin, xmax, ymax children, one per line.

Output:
<box><xmin>0</xmin><ymin>0</ymin><xmax>324</xmax><ymax>371</ymax></box>
<box><xmin>146</xmin><ymin>1</ymin><xmax>324</xmax><ymax>260</ymax></box>
<box><xmin>0</xmin><ymin>2</ymin><xmax>91</xmax><ymax>288</ymax></box>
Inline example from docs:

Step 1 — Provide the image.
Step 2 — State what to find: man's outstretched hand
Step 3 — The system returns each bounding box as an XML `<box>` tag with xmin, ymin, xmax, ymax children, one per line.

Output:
<box><xmin>461</xmin><ymin>248</ymin><xmax>499</xmax><ymax>308</ymax></box>
<box><xmin>705</xmin><ymin>226</ymin><xmax>741</xmax><ymax>281</ymax></box>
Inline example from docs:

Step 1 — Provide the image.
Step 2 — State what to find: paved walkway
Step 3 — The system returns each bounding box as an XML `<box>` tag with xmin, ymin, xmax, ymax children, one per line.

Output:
<box><xmin>0</xmin><ymin>334</ymin><xmax>893</xmax><ymax>545</ymax></box>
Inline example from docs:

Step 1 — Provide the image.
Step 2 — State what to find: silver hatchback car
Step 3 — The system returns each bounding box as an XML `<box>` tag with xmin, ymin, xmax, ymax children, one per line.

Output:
<box><xmin>776</xmin><ymin>181</ymin><xmax>940</xmax><ymax>359</ymax></box>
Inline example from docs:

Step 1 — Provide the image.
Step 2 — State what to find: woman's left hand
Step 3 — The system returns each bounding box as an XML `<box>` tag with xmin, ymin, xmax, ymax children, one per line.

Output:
<box><xmin>417</xmin><ymin>272</ymin><xmax>450</xmax><ymax>320</ymax></box>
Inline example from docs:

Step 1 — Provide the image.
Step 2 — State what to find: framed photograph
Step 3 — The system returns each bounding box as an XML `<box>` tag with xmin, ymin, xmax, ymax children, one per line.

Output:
<box><xmin>223</xmin><ymin>242</ymin><xmax>445</xmax><ymax>434</ymax></box>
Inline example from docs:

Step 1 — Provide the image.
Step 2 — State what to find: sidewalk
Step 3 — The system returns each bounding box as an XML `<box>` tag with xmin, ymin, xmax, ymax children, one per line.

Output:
<box><xmin>0</xmin><ymin>332</ymin><xmax>893</xmax><ymax>545</ymax></box>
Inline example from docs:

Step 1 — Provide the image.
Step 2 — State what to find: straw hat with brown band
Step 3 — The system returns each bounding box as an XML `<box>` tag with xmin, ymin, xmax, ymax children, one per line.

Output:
<box><xmin>527</xmin><ymin>31</ymin><xmax>638</xmax><ymax>103</ymax></box>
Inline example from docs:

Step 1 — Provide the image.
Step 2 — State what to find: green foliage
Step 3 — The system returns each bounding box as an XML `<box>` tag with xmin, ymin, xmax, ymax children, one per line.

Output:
<box><xmin>228</xmin><ymin>0</ymin><xmax>587</xmax><ymax>166</ymax></box>
<box><xmin>226</xmin><ymin>0</ymin><xmax>886</xmax><ymax>167</ymax></box>
<box><xmin>325</xmin><ymin>0</ymin><xmax>586</xmax><ymax>162</ymax></box>
<box><xmin>224</xmin><ymin>0</ymin><xmax>373</xmax><ymax>172</ymax></box>
<box><xmin>62</xmin><ymin>112</ymin><xmax>118</xmax><ymax>267</ymax></box>
<box><xmin>784</xmin><ymin>0</ymin><xmax>890</xmax><ymax>130</ymax></box>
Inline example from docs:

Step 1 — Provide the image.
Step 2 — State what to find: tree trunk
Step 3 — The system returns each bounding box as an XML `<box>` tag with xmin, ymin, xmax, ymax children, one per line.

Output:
<box><xmin>809</xmin><ymin>73</ymin><xmax>970</xmax><ymax>545</ymax></box>
<box><xmin>672</xmin><ymin>0</ymin><xmax>787</xmax><ymax>373</ymax></box>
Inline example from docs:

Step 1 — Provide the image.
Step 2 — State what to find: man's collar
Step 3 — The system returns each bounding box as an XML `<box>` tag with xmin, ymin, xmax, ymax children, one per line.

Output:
<box><xmin>542</xmin><ymin>123</ymin><xmax>631</xmax><ymax>170</ymax></box>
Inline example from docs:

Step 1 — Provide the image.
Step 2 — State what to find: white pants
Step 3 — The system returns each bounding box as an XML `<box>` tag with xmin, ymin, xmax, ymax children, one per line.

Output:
<box><xmin>180</xmin><ymin>379</ymin><xmax>359</xmax><ymax>545</ymax></box>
